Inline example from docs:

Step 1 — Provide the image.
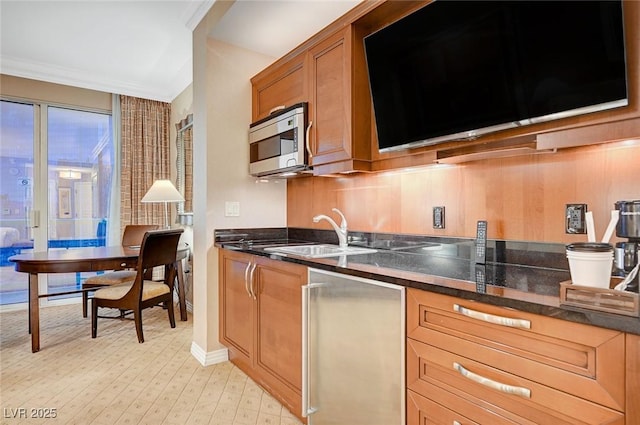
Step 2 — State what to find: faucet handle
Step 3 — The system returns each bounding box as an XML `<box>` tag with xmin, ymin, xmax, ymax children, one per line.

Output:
<box><xmin>332</xmin><ymin>208</ymin><xmax>347</xmax><ymax>231</ymax></box>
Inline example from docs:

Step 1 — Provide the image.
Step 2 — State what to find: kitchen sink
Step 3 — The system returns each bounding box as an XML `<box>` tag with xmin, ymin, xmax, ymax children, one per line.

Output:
<box><xmin>264</xmin><ymin>244</ymin><xmax>377</xmax><ymax>258</ymax></box>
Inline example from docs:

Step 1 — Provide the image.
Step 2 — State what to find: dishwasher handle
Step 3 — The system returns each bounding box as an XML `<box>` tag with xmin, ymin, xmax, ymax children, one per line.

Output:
<box><xmin>302</xmin><ymin>283</ymin><xmax>325</xmax><ymax>419</ymax></box>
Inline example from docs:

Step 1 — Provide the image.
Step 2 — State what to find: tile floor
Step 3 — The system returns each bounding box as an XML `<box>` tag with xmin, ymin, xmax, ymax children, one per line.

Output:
<box><xmin>0</xmin><ymin>303</ymin><xmax>303</xmax><ymax>425</ymax></box>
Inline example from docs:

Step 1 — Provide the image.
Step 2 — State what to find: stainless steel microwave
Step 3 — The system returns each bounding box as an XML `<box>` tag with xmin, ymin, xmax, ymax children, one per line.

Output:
<box><xmin>249</xmin><ymin>103</ymin><xmax>310</xmax><ymax>178</ymax></box>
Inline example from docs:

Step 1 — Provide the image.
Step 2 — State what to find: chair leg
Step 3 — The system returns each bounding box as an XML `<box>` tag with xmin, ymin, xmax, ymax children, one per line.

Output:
<box><xmin>133</xmin><ymin>308</ymin><xmax>144</xmax><ymax>343</ymax></box>
<box><xmin>167</xmin><ymin>300</ymin><xmax>176</xmax><ymax>329</ymax></box>
<box><xmin>91</xmin><ymin>299</ymin><xmax>98</xmax><ymax>338</ymax></box>
<box><xmin>82</xmin><ymin>291</ymin><xmax>88</xmax><ymax>318</ymax></box>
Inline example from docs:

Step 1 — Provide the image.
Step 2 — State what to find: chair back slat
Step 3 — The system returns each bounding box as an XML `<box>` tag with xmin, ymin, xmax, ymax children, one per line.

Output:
<box><xmin>121</xmin><ymin>225</ymin><xmax>160</xmax><ymax>247</ymax></box>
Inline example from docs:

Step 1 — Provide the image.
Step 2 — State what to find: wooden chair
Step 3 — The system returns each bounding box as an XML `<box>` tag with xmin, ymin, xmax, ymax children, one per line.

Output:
<box><xmin>82</xmin><ymin>224</ymin><xmax>159</xmax><ymax>317</ymax></box>
<box><xmin>91</xmin><ymin>228</ymin><xmax>183</xmax><ymax>343</ymax></box>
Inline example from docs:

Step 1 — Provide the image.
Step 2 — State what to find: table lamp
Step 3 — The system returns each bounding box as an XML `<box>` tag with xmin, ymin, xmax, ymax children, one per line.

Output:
<box><xmin>141</xmin><ymin>180</ymin><xmax>184</xmax><ymax>229</ymax></box>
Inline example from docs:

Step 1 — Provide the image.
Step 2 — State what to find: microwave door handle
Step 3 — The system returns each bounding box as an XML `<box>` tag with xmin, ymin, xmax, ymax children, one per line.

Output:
<box><xmin>305</xmin><ymin>120</ymin><xmax>313</xmax><ymax>158</ymax></box>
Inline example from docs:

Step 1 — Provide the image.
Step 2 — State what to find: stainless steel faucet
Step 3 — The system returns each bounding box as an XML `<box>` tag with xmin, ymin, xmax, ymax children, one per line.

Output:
<box><xmin>313</xmin><ymin>208</ymin><xmax>348</xmax><ymax>248</ymax></box>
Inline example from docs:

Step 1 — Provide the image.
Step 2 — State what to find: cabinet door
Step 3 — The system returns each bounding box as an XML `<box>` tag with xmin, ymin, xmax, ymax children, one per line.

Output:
<box><xmin>219</xmin><ymin>250</ymin><xmax>254</xmax><ymax>367</ymax></box>
<box><xmin>251</xmin><ymin>52</ymin><xmax>306</xmax><ymax>121</ymax></box>
<box><xmin>254</xmin><ymin>257</ymin><xmax>307</xmax><ymax>416</ymax></box>
<box><xmin>307</xmin><ymin>27</ymin><xmax>352</xmax><ymax>167</ymax></box>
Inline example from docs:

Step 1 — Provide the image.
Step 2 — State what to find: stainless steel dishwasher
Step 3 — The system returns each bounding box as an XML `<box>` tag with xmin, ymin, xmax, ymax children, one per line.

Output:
<box><xmin>303</xmin><ymin>268</ymin><xmax>405</xmax><ymax>425</ymax></box>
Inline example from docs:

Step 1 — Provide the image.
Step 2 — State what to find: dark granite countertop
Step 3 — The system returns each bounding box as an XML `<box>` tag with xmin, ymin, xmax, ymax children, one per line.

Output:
<box><xmin>215</xmin><ymin>227</ymin><xmax>640</xmax><ymax>335</ymax></box>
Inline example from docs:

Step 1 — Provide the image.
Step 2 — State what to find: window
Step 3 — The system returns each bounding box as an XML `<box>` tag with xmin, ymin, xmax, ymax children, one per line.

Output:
<box><xmin>0</xmin><ymin>100</ymin><xmax>115</xmax><ymax>306</ymax></box>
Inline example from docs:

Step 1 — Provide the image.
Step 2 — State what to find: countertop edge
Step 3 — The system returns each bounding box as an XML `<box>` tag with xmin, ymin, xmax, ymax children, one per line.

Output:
<box><xmin>216</xmin><ymin>242</ymin><xmax>640</xmax><ymax>335</ymax></box>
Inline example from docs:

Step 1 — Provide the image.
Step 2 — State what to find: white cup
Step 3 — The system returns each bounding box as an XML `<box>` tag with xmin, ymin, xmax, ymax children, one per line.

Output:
<box><xmin>566</xmin><ymin>243</ymin><xmax>614</xmax><ymax>288</ymax></box>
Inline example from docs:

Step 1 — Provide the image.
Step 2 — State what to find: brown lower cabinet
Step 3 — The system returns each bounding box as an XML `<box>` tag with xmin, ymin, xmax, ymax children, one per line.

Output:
<box><xmin>407</xmin><ymin>288</ymin><xmax>639</xmax><ymax>425</ymax></box>
<box><xmin>219</xmin><ymin>253</ymin><xmax>639</xmax><ymax>424</ymax></box>
<box><xmin>219</xmin><ymin>249</ymin><xmax>307</xmax><ymax>421</ymax></box>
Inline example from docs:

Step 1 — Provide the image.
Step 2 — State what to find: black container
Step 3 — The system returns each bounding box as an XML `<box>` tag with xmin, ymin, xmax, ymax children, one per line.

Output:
<box><xmin>566</xmin><ymin>242</ymin><xmax>613</xmax><ymax>253</ymax></box>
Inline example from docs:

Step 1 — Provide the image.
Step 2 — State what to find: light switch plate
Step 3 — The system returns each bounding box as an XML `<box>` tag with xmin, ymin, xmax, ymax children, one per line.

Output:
<box><xmin>566</xmin><ymin>204</ymin><xmax>587</xmax><ymax>234</ymax></box>
<box><xmin>225</xmin><ymin>201</ymin><xmax>240</xmax><ymax>217</ymax></box>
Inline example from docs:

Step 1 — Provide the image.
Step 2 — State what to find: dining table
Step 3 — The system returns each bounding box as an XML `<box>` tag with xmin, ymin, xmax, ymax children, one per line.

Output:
<box><xmin>10</xmin><ymin>245</ymin><xmax>189</xmax><ymax>352</ymax></box>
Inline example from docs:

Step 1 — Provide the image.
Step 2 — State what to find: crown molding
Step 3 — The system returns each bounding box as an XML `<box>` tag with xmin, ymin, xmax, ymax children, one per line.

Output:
<box><xmin>0</xmin><ymin>55</ymin><xmax>190</xmax><ymax>103</ymax></box>
<box><xmin>184</xmin><ymin>0</ymin><xmax>216</xmax><ymax>31</ymax></box>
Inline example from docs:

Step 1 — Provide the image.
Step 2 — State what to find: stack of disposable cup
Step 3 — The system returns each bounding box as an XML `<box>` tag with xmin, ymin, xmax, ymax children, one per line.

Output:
<box><xmin>566</xmin><ymin>243</ymin><xmax>614</xmax><ymax>288</ymax></box>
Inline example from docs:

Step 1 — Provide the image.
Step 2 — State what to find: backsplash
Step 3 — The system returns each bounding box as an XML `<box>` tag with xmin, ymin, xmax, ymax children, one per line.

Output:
<box><xmin>287</xmin><ymin>140</ymin><xmax>640</xmax><ymax>244</ymax></box>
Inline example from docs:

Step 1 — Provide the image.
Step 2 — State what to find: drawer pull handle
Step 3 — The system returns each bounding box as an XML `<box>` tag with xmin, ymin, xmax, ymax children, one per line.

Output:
<box><xmin>453</xmin><ymin>304</ymin><xmax>530</xmax><ymax>329</ymax></box>
<box><xmin>453</xmin><ymin>362</ymin><xmax>531</xmax><ymax>399</ymax></box>
<box><xmin>120</xmin><ymin>262</ymin><xmax>127</xmax><ymax>267</ymax></box>
<box><xmin>453</xmin><ymin>422</ymin><xmax>461</xmax><ymax>425</ymax></box>
<box><xmin>249</xmin><ymin>262</ymin><xmax>257</xmax><ymax>300</ymax></box>
<box><xmin>244</xmin><ymin>262</ymin><xmax>252</xmax><ymax>298</ymax></box>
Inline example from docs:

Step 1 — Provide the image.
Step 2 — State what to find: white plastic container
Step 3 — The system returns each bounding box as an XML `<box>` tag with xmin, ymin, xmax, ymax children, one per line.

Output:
<box><xmin>566</xmin><ymin>243</ymin><xmax>614</xmax><ymax>288</ymax></box>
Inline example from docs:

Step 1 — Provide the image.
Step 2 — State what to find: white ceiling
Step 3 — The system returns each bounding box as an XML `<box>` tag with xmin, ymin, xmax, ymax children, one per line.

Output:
<box><xmin>0</xmin><ymin>0</ymin><xmax>361</xmax><ymax>103</ymax></box>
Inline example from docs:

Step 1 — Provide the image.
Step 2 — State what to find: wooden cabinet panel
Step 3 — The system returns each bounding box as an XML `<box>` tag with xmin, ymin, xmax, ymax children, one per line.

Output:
<box><xmin>408</xmin><ymin>289</ymin><xmax>625</xmax><ymax>411</ymax></box>
<box><xmin>307</xmin><ymin>27</ymin><xmax>352</xmax><ymax>166</ymax></box>
<box><xmin>408</xmin><ymin>388</ymin><xmax>518</xmax><ymax>425</ymax></box>
<box><xmin>251</xmin><ymin>52</ymin><xmax>306</xmax><ymax>122</ymax></box>
<box><xmin>304</xmin><ymin>25</ymin><xmax>371</xmax><ymax>175</ymax></box>
<box><xmin>219</xmin><ymin>250</ymin><xmax>253</xmax><ymax>367</ymax></box>
<box><xmin>407</xmin><ymin>288</ymin><xmax>627</xmax><ymax>424</ymax></box>
<box><xmin>408</xmin><ymin>338</ymin><xmax>624</xmax><ymax>425</ymax></box>
<box><xmin>254</xmin><ymin>257</ymin><xmax>306</xmax><ymax>416</ymax></box>
<box><xmin>627</xmin><ymin>334</ymin><xmax>640</xmax><ymax>425</ymax></box>
<box><xmin>218</xmin><ymin>249</ymin><xmax>307</xmax><ymax>421</ymax></box>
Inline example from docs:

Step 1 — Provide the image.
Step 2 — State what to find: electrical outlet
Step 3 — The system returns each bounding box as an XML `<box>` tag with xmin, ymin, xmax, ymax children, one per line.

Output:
<box><xmin>566</xmin><ymin>204</ymin><xmax>587</xmax><ymax>234</ymax></box>
<box><xmin>433</xmin><ymin>206</ymin><xmax>445</xmax><ymax>229</ymax></box>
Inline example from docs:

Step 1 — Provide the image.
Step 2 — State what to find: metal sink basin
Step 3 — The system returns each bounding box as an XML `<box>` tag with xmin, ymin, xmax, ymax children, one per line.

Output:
<box><xmin>264</xmin><ymin>244</ymin><xmax>377</xmax><ymax>258</ymax></box>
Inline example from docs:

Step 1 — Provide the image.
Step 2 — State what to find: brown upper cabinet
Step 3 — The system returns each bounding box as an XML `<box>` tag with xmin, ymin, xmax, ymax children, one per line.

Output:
<box><xmin>251</xmin><ymin>24</ymin><xmax>372</xmax><ymax>175</ymax></box>
<box><xmin>305</xmin><ymin>26</ymin><xmax>372</xmax><ymax>175</ymax></box>
<box><xmin>251</xmin><ymin>51</ymin><xmax>306</xmax><ymax>122</ymax></box>
<box><xmin>251</xmin><ymin>0</ymin><xmax>640</xmax><ymax>175</ymax></box>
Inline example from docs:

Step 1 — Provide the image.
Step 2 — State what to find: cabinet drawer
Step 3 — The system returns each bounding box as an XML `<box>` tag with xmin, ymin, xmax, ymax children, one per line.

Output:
<box><xmin>408</xmin><ymin>388</ymin><xmax>523</xmax><ymax>425</ymax></box>
<box><xmin>408</xmin><ymin>338</ymin><xmax>624</xmax><ymax>425</ymax></box>
<box><xmin>407</xmin><ymin>289</ymin><xmax>625</xmax><ymax>413</ymax></box>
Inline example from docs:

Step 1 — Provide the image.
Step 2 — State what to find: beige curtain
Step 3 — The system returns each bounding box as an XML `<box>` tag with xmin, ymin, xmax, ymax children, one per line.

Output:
<box><xmin>120</xmin><ymin>95</ymin><xmax>171</xmax><ymax>229</ymax></box>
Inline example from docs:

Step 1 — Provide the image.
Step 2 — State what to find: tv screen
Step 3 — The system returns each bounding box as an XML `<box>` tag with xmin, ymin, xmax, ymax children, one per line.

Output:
<box><xmin>364</xmin><ymin>0</ymin><xmax>628</xmax><ymax>152</ymax></box>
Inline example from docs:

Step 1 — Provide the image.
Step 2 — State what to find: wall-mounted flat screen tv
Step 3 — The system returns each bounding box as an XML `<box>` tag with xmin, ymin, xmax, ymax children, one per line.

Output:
<box><xmin>364</xmin><ymin>0</ymin><xmax>628</xmax><ymax>153</ymax></box>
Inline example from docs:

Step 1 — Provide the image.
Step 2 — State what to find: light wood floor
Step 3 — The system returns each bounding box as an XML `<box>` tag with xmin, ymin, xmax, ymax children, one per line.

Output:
<box><xmin>0</xmin><ymin>303</ymin><xmax>303</xmax><ymax>425</ymax></box>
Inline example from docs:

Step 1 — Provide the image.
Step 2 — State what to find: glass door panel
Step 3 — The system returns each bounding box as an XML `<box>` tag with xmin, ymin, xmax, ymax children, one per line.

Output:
<box><xmin>46</xmin><ymin>106</ymin><xmax>113</xmax><ymax>298</ymax></box>
<box><xmin>0</xmin><ymin>101</ymin><xmax>35</xmax><ymax>305</ymax></box>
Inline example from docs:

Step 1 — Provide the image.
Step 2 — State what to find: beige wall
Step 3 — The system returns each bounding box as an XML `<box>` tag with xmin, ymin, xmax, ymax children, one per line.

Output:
<box><xmin>191</xmin><ymin>2</ymin><xmax>284</xmax><ymax>358</ymax></box>
<box><xmin>0</xmin><ymin>74</ymin><xmax>111</xmax><ymax>111</ymax></box>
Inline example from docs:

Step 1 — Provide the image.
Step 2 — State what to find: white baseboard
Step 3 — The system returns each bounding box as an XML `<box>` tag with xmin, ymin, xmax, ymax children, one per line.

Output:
<box><xmin>190</xmin><ymin>341</ymin><xmax>229</xmax><ymax>366</ymax></box>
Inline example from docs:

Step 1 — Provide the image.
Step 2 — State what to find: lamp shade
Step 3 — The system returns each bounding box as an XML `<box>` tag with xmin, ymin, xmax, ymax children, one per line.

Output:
<box><xmin>141</xmin><ymin>180</ymin><xmax>184</xmax><ymax>203</ymax></box>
